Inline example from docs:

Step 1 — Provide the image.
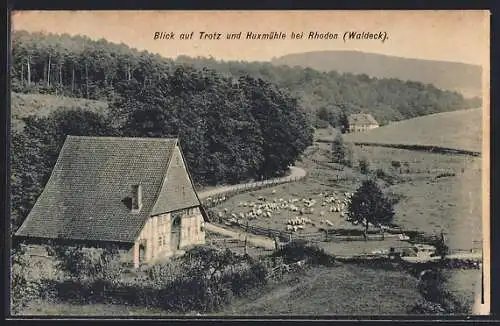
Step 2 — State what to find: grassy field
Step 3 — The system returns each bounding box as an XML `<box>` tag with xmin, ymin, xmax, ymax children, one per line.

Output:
<box><xmin>342</xmin><ymin>108</ymin><xmax>483</xmax><ymax>153</ymax></box>
<box><xmin>20</xmin><ymin>300</ymin><xmax>175</xmax><ymax>316</ymax></box>
<box><xmin>11</xmin><ymin>92</ymin><xmax>109</xmax><ymax>132</ymax></box>
<box><xmin>444</xmin><ymin>269</ymin><xmax>482</xmax><ymax>314</ymax></box>
<box><xmin>216</xmin><ymin>141</ymin><xmax>482</xmax><ymax>253</ymax></box>
<box><xmin>209</xmin><ymin>138</ymin><xmax>483</xmax><ymax>314</ymax></box>
<box><xmin>219</xmin><ymin>264</ymin><xmax>422</xmax><ymax>315</ymax></box>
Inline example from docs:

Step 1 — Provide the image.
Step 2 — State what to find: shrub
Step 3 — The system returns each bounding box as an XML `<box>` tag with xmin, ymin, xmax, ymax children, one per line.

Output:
<box><xmin>47</xmin><ymin>245</ymin><xmax>123</xmax><ymax>282</ymax></box>
<box><xmin>359</xmin><ymin>158</ymin><xmax>370</xmax><ymax>174</ymax></box>
<box><xmin>375</xmin><ymin>168</ymin><xmax>386</xmax><ymax>178</ymax></box>
<box><xmin>436</xmin><ymin>172</ymin><xmax>456</xmax><ymax>179</ymax></box>
<box><xmin>10</xmin><ymin>244</ymin><xmax>56</xmax><ymax>314</ymax></box>
<box><xmin>277</xmin><ymin>240</ymin><xmax>335</xmax><ymax>266</ymax></box>
<box><xmin>40</xmin><ymin>246</ymin><xmax>270</xmax><ymax>313</ymax></box>
<box><xmin>11</xmin><ymin>245</ymin><xmax>41</xmax><ymax>314</ymax></box>
<box><xmin>391</xmin><ymin>160</ymin><xmax>401</xmax><ymax>168</ymax></box>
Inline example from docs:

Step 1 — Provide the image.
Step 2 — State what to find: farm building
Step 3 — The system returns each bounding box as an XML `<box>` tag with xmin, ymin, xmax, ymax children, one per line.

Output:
<box><xmin>15</xmin><ymin>136</ymin><xmax>208</xmax><ymax>268</ymax></box>
<box><xmin>347</xmin><ymin>113</ymin><xmax>379</xmax><ymax>133</ymax></box>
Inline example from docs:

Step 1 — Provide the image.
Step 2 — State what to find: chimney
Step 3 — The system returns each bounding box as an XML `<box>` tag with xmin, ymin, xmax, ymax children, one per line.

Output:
<box><xmin>131</xmin><ymin>184</ymin><xmax>143</xmax><ymax>212</ymax></box>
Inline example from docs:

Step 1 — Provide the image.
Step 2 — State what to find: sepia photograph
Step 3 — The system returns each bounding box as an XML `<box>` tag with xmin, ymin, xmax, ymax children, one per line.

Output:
<box><xmin>8</xmin><ymin>10</ymin><xmax>490</xmax><ymax>317</ymax></box>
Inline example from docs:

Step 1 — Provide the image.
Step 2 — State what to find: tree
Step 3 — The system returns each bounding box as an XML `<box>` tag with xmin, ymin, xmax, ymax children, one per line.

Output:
<box><xmin>434</xmin><ymin>230</ymin><xmax>449</xmax><ymax>259</ymax></box>
<box><xmin>347</xmin><ymin>179</ymin><xmax>395</xmax><ymax>240</ymax></box>
<box><xmin>338</xmin><ymin>110</ymin><xmax>349</xmax><ymax>133</ymax></box>
<box><xmin>331</xmin><ymin>133</ymin><xmax>347</xmax><ymax>165</ymax></box>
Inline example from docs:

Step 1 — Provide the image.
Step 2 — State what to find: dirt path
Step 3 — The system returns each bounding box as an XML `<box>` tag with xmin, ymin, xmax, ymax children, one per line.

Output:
<box><xmin>204</xmin><ymin>223</ymin><xmax>276</xmax><ymax>251</ymax></box>
<box><xmin>198</xmin><ymin>166</ymin><xmax>307</xmax><ymax>200</ymax></box>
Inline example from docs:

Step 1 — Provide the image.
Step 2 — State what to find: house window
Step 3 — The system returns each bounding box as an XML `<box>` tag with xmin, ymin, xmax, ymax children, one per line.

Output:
<box><xmin>162</xmin><ymin>235</ymin><xmax>168</xmax><ymax>246</ymax></box>
<box><xmin>172</xmin><ymin>214</ymin><xmax>181</xmax><ymax>227</ymax></box>
<box><xmin>158</xmin><ymin>236</ymin><xmax>163</xmax><ymax>247</ymax></box>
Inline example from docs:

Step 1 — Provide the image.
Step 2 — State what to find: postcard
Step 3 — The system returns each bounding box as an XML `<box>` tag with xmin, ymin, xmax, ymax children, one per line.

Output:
<box><xmin>9</xmin><ymin>10</ymin><xmax>490</xmax><ymax>317</ymax></box>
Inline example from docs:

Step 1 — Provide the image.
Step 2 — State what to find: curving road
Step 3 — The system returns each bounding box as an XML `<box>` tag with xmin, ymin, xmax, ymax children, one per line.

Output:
<box><xmin>198</xmin><ymin>166</ymin><xmax>307</xmax><ymax>200</ymax></box>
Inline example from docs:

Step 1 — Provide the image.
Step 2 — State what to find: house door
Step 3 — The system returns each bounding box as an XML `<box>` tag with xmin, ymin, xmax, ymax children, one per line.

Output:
<box><xmin>171</xmin><ymin>213</ymin><xmax>181</xmax><ymax>251</ymax></box>
<box><xmin>139</xmin><ymin>244</ymin><xmax>146</xmax><ymax>264</ymax></box>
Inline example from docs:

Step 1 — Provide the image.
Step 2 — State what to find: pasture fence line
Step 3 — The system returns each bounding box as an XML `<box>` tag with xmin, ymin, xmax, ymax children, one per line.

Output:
<box><xmin>200</xmin><ymin>172</ymin><xmax>307</xmax><ymax>209</ymax></box>
<box><xmin>316</xmin><ymin>139</ymin><xmax>480</xmax><ymax>157</ymax></box>
<box><xmin>210</xmin><ymin>213</ymin><xmax>414</xmax><ymax>245</ymax></box>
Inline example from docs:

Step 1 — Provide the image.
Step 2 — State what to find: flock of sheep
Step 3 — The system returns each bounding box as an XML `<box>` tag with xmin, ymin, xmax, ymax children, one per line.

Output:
<box><xmin>213</xmin><ymin>190</ymin><xmax>361</xmax><ymax>233</ymax></box>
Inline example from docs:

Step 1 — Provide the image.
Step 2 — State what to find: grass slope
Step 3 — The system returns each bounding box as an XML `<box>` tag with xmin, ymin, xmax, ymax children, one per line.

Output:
<box><xmin>11</xmin><ymin>92</ymin><xmax>109</xmax><ymax>132</ymax></box>
<box><xmin>219</xmin><ymin>265</ymin><xmax>422</xmax><ymax>315</ymax></box>
<box><xmin>343</xmin><ymin>108</ymin><xmax>483</xmax><ymax>153</ymax></box>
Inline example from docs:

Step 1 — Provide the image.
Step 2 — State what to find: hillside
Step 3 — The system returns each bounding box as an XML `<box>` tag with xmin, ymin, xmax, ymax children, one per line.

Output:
<box><xmin>342</xmin><ymin>108</ymin><xmax>483</xmax><ymax>153</ymax></box>
<box><xmin>11</xmin><ymin>92</ymin><xmax>108</xmax><ymax>131</ymax></box>
<box><xmin>11</xmin><ymin>30</ymin><xmax>480</xmax><ymax>127</ymax></box>
<box><xmin>220</xmin><ymin>265</ymin><xmax>422</xmax><ymax>315</ymax></box>
<box><xmin>271</xmin><ymin>51</ymin><xmax>482</xmax><ymax>98</ymax></box>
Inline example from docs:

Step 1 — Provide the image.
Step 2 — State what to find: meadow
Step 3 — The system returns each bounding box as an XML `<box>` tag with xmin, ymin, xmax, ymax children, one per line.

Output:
<box><xmin>209</xmin><ymin>133</ymin><xmax>483</xmax><ymax>315</ymax></box>
<box><xmin>215</xmin><ymin>140</ymin><xmax>482</xmax><ymax>253</ymax></box>
<box><xmin>219</xmin><ymin>265</ymin><xmax>423</xmax><ymax>315</ymax></box>
<box><xmin>342</xmin><ymin>108</ymin><xmax>483</xmax><ymax>154</ymax></box>
<box><xmin>11</xmin><ymin>92</ymin><xmax>109</xmax><ymax>131</ymax></box>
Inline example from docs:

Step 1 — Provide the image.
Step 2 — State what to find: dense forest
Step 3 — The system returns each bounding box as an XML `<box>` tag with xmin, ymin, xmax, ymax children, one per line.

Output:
<box><xmin>11</xmin><ymin>30</ymin><xmax>480</xmax><ymax>127</ymax></box>
<box><xmin>11</xmin><ymin>65</ymin><xmax>313</xmax><ymax>230</ymax></box>
<box><xmin>271</xmin><ymin>51</ymin><xmax>483</xmax><ymax>99</ymax></box>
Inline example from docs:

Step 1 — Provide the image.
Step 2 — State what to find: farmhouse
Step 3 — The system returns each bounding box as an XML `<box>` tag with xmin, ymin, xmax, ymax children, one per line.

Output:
<box><xmin>15</xmin><ymin>136</ymin><xmax>208</xmax><ymax>268</ymax></box>
<box><xmin>347</xmin><ymin>113</ymin><xmax>379</xmax><ymax>133</ymax></box>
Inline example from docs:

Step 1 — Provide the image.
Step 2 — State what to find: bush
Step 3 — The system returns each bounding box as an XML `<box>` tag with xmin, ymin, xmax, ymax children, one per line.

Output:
<box><xmin>359</xmin><ymin>158</ymin><xmax>370</xmax><ymax>174</ymax></box>
<box><xmin>11</xmin><ymin>245</ymin><xmax>42</xmax><ymax>314</ymax></box>
<box><xmin>277</xmin><ymin>240</ymin><xmax>335</xmax><ymax>266</ymax></box>
<box><xmin>47</xmin><ymin>245</ymin><xmax>123</xmax><ymax>283</ymax></box>
<box><xmin>46</xmin><ymin>246</ymin><xmax>269</xmax><ymax>313</ymax></box>
<box><xmin>391</xmin><ymin>160</ymin><xmax>401</xmax><ymax>168</ymax></box>
<box><xmin>375</xmin><ymin>168</ymin><xmax>386</xmax><ymax>178</ymax></box>
<box><xmin>436</xmin><ymin>172</ymin><xmax>456</xmax><ymax>179</ymax></box>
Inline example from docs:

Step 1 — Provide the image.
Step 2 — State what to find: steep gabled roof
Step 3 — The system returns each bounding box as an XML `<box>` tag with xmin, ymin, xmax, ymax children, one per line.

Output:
<box><xmin>15</xmin><ymin>136</ymin><xmax>202</xmax><ymax>243</ymax></box>
<box><xmin>151</xmin><ymin>146</ymin><xmax>200</xmax><ymax>216</ymax></box>
<box><xmin>348</xmin><ymin>113</ymin><xmax>379</xmax><ymax>126</ymax></box>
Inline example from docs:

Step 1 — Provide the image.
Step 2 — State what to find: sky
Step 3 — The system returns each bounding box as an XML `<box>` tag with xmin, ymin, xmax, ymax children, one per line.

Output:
<box><xmin>11</xmin><ymin>10</ymin><xmax>489</xmax><ymax>66</ymax></box>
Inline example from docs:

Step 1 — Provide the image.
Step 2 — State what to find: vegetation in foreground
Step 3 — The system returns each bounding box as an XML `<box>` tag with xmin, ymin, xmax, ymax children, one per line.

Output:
<box><xmin>12</xmin><ymin>239</ymin><xmax>474</xmax><ymax>316</ymax></box>
<box><xmin>12</xmin><ymin>243</ymin><xmax>269</xmax><ymax>316</ymax></box>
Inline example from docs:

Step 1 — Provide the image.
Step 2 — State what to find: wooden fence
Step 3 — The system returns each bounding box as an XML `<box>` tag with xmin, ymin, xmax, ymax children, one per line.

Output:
<box><xmin>201</xmin><ymin>174</ymin><xmax>307</xmax><ymax>209</ymax></box>
<box><xmin>316</xmin><ymin>138</ymin><xmax>480</xmax><ymax>157</ymax></box>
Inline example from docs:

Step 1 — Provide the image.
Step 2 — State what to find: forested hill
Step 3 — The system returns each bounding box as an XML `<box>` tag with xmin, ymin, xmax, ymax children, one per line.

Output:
<box><xmin>271</xmin><ymin>51</ymin><xmax>482</xmax><ymax>99</ymax></box>
<box><xmin>11</xmin><ymin>30</ymin><xmax>480</xmax><ymax>127</ymax></box>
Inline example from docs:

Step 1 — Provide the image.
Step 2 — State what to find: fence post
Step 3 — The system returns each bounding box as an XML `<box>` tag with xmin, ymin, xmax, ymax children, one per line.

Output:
<box><xmin>244</xmin><ymin>221</ymin><xmax>249</xmax><ymax>255</ymax></box>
